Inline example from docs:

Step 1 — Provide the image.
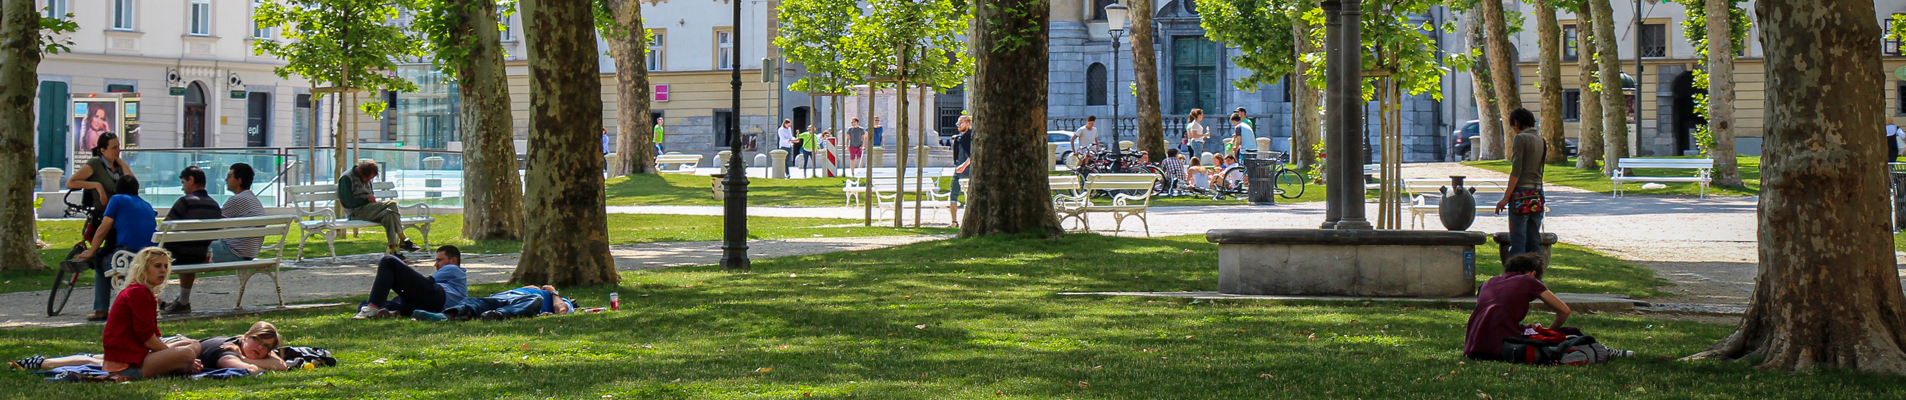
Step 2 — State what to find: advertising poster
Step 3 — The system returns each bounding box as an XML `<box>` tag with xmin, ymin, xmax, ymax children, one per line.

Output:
<box><xmin>74</xmin><ymin>100</ymin><xmax>117</xmax><ymax>153</ymax></box>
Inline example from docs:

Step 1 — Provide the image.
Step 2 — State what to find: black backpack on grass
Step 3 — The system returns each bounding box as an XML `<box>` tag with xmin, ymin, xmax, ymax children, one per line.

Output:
<box><xmin>1502</xmin><ymin>335</ymin><xmax>1614</xmax><ymax>366</ymax></box>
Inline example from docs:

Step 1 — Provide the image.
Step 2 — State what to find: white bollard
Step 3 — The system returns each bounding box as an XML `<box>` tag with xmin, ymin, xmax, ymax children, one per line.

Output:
<box><xmin>38</xmin><ymin>168</ymin><xmax>62</xmax><ymax>192</ymax></box>
<box><xmin>1201</xmin><ymin>152</ymin><xmax>1215</xmax><ymax>166</ymax></box>
<box><xmin>1047</xmin><ymin>143</ymin><xmax>1058</xmax><ymax>170</ymax></box>
<box><xmin>1256</xmin><ymin>137</ymin><xmax>1272</xmax><ymax>158</ymax></box>
<box><xmin>870</xmin><ymin>146</ymin><xmax>885</xmax><ymax>168</ymax></box>
<box><xmin>753</xmin><ymin>153</ymin><xmax>768</xmax><ymax>176</ymax></box>
<box><xmin>769</xmin><ymin>149</ymin><xmax>789</xmax><ymax>179</ymax></box>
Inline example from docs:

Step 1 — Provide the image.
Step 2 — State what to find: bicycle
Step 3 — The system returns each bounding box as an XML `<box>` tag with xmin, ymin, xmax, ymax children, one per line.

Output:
<box><xmin>47</xmin><ymin>190</ymin><xmax>99</xmax><ymax>317</ymax></box>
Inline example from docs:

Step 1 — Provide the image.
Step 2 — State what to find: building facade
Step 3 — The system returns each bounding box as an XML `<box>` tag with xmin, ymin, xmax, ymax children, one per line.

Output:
<box><xmin>31</xmin><ymin>0</ymin><xmax>313</xmax><ymax>170</ymax></box>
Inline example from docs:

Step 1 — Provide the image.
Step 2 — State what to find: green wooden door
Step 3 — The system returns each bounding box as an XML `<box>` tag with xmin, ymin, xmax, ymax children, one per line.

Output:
<box><xmin>37</xmin><ymin>81</ymin><xmax>68</xmax><ymax>169</ymax></box>
<box><xmin>1171</xmin><ymin>37</ymin><xmax>1218</xmax><ymax>115</ymax></box>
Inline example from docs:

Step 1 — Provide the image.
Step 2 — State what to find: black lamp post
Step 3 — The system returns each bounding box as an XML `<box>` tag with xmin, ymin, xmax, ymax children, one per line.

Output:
<box><xmin>1105</xmin><ymin>2</ymin><xmax>1128</xmax><ymax>154</ymax></box>
<box><xmin>720</xmin><ymin>0</ymin><xmax>750</xmax><ymax>271</ymax></box>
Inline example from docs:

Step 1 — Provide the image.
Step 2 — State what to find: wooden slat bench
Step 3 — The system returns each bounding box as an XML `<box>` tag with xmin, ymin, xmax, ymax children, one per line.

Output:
<box><xmin>655</xmin><ymin>154</ymin><xmax>704</xmax><ymax>174</ymax></box>
<box><xmin>1054</xmin><ymin>173</ymin><xmax>1159</xmax><ymax>236</ymax></box>
<box><xmin>286</xmin><ymin>182</ymin><xmax>436</xmax><ymax>261</ymax></box>
<box><xmin>1610</xmin><ymin>158</ymin><xmax>1714</xmax><ymax>198</ymax></box>
<box><xmin>107</xmin><ymin>215</ymin><xmax>297</xmax><ymax>309</ymax></box>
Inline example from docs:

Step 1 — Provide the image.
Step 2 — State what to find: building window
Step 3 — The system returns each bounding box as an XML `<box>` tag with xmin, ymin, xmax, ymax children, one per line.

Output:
<box><xmin>1086</xmin><ymin>62</ymin><xmax>1107</xmax><ymax>106</ymax></box>
<box><xmin>106</xmin><ymin>84</ymin><xmax>136</xmax><ymax>93</ymax></box>
<box><xmin>1897</xmin><ymin>82</ymin><xmax>1906</xmax><ymax>115</ymax></box>
<box><xmin>500</xmin><ymin>15</ymin><xmax>513</xmax><ymax>41</ymax></box>
<box><xmin>1563</xmin><ymin>25</ymin><xmax>1578</xmax><ymax>61</ymax></box>
<box><xmin>1640</xmin><ymin>23</ymin><xmax>1667</xmax><ymax>58</ymax></box>
<box><xmin>715</xmin><ymin>29</ymin><xmax>735</xmax><ymax>70</ymax></box>
<box><xmin>189</xmin><ymin>0</ymin><xmax>211</xmax><ymax>36</ymax></box>
<box><xmin>1091</xmin><ymin>0</ymin><xmax>1113</xmax><ymax>20</ymax></box>
<box><xmin>648</xmin><ymin>31</ymin><xmax>665</xmax><ymax>71</ymax></box>
<box><xmin>42</xmin><ymin>0</ymin><xmax>66</xmax><ymax>19</ymax></box>
<box><xmin>112</xmin><ymin>0</ymin><xmax>134</xmax><ymax>30</ymax></box>
<box><xmin>252</xmin><ymin>0</ymin><xmax>271</xmax><ymax>38</ymax></box>
<box><xmin>1563</xmin><ymin>89</ymin><xmax>1581</xmax><ymax>122</ymax></box>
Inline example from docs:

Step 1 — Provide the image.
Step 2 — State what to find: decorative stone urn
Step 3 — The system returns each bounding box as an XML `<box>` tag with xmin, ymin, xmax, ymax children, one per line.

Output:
<box><xmin>1438</xmin><ymin>175</ymin><xmax>1478</xmax><ymax>231</ymax></box>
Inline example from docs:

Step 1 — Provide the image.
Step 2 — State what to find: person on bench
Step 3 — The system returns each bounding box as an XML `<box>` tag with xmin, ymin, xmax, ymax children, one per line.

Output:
<box><xmin>76</xmin><ymin>175</ymin><xmax>157</xmax><ymax>321</ymax></box>
<box><xmin>338</xmin><ymin>161</ymin><xmax>421</xmax><ymax>256</ymax></box>
<box><xmin>159</xmin><ymin>166</ymin><xmax>224</xmax><ymax>314</ymax></box>
<box><xmin>183</xmin><ymin>163</ymin><xmax>269</xmax><ymax>309</ymax></box>
<box><xmin>352</xmin><ymin>246</ymin><xmax>468</xmax><ymax>319</ymax></box>
<box><xmin>411</xmin><ymin>285</ymin><xmax>577</xmax><ymax>322</ymax></box>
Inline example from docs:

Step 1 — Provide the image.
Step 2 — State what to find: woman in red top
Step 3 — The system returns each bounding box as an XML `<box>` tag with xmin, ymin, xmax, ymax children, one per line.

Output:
<box><xmin>102</xmin><ymin>248</ymin><xmax>203</xmax><ymax>381</ymax></box>
<box><xmin>1463</xmin><ymin>253</ymin><xmax>1574</xmax><ymax>361</ymax></box>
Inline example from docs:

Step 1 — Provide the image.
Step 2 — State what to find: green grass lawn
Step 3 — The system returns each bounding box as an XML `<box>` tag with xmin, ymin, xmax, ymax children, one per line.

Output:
<box><xmin>1465</xmin><ymin>156</ymin><xmax>1761</xmax><ymax>196</ymax></box>
<box><xmin>3</xmin><ymin>234</ymin><xmax>1891</xmax><ymax>399</ymax></box>
<box><xmin>2</xmin><ymin>215</ymin><xmax>948</xmax><ymax>295</ymax></box>
<box><xmin>608</xmin><ymin>174</ymin><xmax>850</xmax><ymax>207</ymax></box>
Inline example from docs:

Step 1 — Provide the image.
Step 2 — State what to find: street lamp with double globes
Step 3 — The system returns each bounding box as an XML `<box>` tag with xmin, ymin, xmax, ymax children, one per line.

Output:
<box><xmin>1104</xmin><ymin>1</ymin><xmax>1127</xmax><ymax>155</ymax></box>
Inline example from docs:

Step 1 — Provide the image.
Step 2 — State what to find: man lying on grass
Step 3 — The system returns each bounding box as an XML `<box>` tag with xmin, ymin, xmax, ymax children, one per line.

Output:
<box><xmin>411</xmin><ymin>285</ymin><xmax>578</xmax><ymax>322</ymax></box>
<box><xmin>353</xmin><ymin>247</ymin><xmax>469</xmax><ymax>320</ymax></box>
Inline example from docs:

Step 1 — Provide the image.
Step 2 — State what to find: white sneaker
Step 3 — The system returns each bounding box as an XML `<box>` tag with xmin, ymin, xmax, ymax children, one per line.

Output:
<box><xmin>352</xmin><ymin>306</ymin><xmax>380</xmax><ymax>320</ymax></box>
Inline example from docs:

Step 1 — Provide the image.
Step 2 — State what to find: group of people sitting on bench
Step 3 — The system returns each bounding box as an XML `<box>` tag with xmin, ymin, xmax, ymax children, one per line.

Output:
<box><xmin>66</xmin><ymin>131</ymin><xmax>269</xmax><ymax>319</ymax></box>
<box><xmin>350</xmin><ymin>246</ymin><xmax>579</xmax><ymax>322</ymax></box>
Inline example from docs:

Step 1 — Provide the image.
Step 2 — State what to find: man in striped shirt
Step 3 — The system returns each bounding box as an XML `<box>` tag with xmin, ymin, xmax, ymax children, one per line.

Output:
<box><xmin>168</xmin><ymin>163</ymin><xmax>267</xmax><ymax>314</ymax></box>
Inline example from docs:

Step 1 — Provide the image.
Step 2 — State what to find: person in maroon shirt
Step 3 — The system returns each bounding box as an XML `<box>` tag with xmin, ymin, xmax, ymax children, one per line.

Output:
<box><xmin>101</xmin><ymin>248</ymin><xmax>204</xmax><ymax>381</ymax></box>
<box><xmin>1463</xmin><ymin>253</ymin><xmax>1574</xmax><ymax>361</ymax></box>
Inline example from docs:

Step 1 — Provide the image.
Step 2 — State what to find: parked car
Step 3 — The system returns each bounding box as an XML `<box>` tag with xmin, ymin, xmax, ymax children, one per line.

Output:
<box><xmin>1048</xmin><ymin>130</ymin><xmax>1076</xmax><ymax>165</ymax></box>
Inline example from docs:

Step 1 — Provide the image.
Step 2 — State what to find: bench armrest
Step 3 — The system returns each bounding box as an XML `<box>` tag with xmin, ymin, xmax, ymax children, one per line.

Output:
<box><xmin>1111</xmin><ymin>192</ymin><xmax>1152</xmax><ymax>207</ymax></box>
<box><xmin>295</xmin><ymin>207</ymin><xmax>339</xmax><ymax>225</ymax></box>
<box><xmin>396</xmin><ymin>202</ymin><xmax>432</xmax><ymax>217</ymax></box>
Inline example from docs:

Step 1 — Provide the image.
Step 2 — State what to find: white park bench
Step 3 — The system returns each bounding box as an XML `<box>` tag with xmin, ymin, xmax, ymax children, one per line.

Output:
<box><xmin>1610</xmin><ymin>158</ymin><xmax>1714</xmax><ymax>198</ymax></box>
<box><xmin>287</xmin><ymin>182</ymin><xmax>436</xmax><ymax>261</ymax></box>
<box><xmin>871</xmin><ymin>175</ymin><xmax>957</xmax><ymax>220</ymax></box>
<box><xmin>106</xmin><ymin>215</ymin><xmax>297</xmax><ymax>309</ymax></box>
<box><xmin>655</xmin><ymin>153</ymin><xmax>704</xmax><ymax>174</ymax></box>
<box><xmin>1054</xmin><ymin>173</ymin><xmax>1159</xmax><ymax>236</ymax></box>
<box><xmin>1403</xmin><ymin>178</ymin><xmax>1511</xmax><ymax>229</ymax></box>
<box><xmin>1049</xmin><ymin>175</ymin><xmax>1082</xmax><ymax>195</ymax></box>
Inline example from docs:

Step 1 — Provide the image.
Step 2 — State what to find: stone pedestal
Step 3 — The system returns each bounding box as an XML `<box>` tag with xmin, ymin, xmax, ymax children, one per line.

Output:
<box><xmin>769</xmin><ymin>150</ymin><xmax>789</xmax><ymax>179</ymax></box>
<box><xmin>1256</xmin><ymin>137</ymin><xmax>1272</xmax><ymax>156</ymax></box>
<box><xmin>1209</xmin><ymin>229</ymin><xmax>1487</xmax><ymax>297</ymax></box>
<box><xmin>38</xmin><ymin>168</ymin><xmax>62</xmax><ymax>192</ymax></box>
<box><xmin>1048</xmin><ymin>143</ymin><xmax>1058</xmax><ymax>170</ymax></box>
<box><xmin>870</xmin><ymin>146</ymin><xmax>885</xmax><ymax>168</ymax></box>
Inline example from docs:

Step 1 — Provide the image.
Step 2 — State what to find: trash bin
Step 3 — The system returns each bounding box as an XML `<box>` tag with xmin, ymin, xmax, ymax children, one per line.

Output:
<box><xmin>1244</xmin><ymin>158</ymin><xmax>1276</xmax><ymax>206</ymax></box>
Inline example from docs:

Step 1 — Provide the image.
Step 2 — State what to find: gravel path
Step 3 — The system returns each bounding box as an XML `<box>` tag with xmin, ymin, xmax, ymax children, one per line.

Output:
<box><xmin>0</xmin><ymin>235</ymin><xmax>944</xmax><ymax>329</ymax></box>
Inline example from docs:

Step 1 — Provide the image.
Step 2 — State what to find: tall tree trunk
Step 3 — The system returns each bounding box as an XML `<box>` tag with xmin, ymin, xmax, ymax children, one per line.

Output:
<box><xmin>1479</xmin><ymin>0</ymin><xmax>1521</xmax><ymax>161</ymax></box>
<box><xmin>608</xmin><ymin>0</ymin><xmax>654</xmax><ymax>176</ymax></box>
<box><xmin>1706</xmin><ymin>0</ymin><xmax>1743</xmax><ymax>187</ymax></box>
<box><xmin>1535</xmin><ymin>0</ymin><xmax>1566</xmax><ymax>164</ymax></box>
<box><xmin>1574</xmin><ymin>4</ymin><xmax>1604</xmax><ymax>171</ymax></box>
<box><xmin>1590</xmin><ymin>0</ymin><xmax>1626</xmax><ymax>176</ymax></box>
<box><xmin>1467</xmin><ymin>10</ymin><xmax>1506</xmax><ymax>161</ymax></box>
<box><xmin>1293</xmin><ymin>7</ymin><xmax>1320</xmax><ymax>168</ymax></box>
<box><xmin>962</xmin><ymin>0</ymin><xmax>1061</xmax><ymax>238</ymax></box>
<box><xmin>1685</xmin><ymin>0</ymin><xmax>1906</xmax><ymax>373</ymax></box>
<box><xmin>1131</xmin><ymin>0</ymin><xmax>1164</xmax><ymax>159</ymax></box>
<box><xmin>515</xmin><ymin>0</ymin><xmax>618</xmax><ymax>286</ymax></box>
<box><xmin>457</xmin><ymin>0</ymin><xmax>525</xmax><ymax>241</ymax></box>
<box><xmin>0</xmin><ymin>0</ymin><xmax>45</xmax><ymax>270</ymax></box>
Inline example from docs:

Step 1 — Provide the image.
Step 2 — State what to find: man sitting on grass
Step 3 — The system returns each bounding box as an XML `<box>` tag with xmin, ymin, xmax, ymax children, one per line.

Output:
<box><xmin>353</xmin><ymin>246</ymin><xmax>468</xmax><ymax>319</ymax></box>
<box><xmin>411</xmin><ymin>285</ymin><xmax>577</xmax><ymax>322</ymax></box>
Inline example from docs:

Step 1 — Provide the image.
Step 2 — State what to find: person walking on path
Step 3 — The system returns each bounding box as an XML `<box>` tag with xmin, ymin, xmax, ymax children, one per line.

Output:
<box><xmin>159</xmin><ymin>166</ymin><xmax>224</xmax><ymax>314</ymax></box>
<box><xmin>653</xmin><ymin>117</ymin><xmax>666</xmax><ymax>155</ymax></box>
<box><xmin>846</xmin><ymin>118</ymin><xmax>867</xmax><ymax>170</ymax></box>
<box><xmin>797</xmin><ymin>126</ymin><xmax>818</xmax><ymax>173</ymax></box>
<box><xmin>338</xmin><ymin>161</ymin><xmax>421</xmax><ymax>256</ymax></box>
<box><xmin>1495</xmin><ymin>108</ymin><xmax>1546</xmax><ymax>256</ymax></box>
<box><xmin>948</xmin><ymin>115</ymin><xmax>974</xmax><ymax>228</ymax></box>
<box><xmin>352</xmin><ymin>247</ymin><xmax>469</xmax><ymax>320</ymax></box>
<box><xmin>777</xmin><ymin>120</ymin><xmax>797</xmax><ymax>169</ymax></box>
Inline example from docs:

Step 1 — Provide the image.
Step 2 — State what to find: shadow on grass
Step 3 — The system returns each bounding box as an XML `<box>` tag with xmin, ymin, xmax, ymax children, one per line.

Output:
<box><xmin>4</xmin><ymin>234</ymin><xmax>1889</xmax><ymax>400</ymax></box>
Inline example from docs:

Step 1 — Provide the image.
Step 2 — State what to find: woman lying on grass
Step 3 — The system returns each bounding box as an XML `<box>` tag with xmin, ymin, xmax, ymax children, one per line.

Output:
<box><xmin>11</xmin><ymin>321</ymin><xmax>288</xmax><ymax>374</ymax></box>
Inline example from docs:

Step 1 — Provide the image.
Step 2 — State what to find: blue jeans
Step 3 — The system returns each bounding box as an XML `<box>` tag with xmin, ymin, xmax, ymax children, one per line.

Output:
<box><xmin>446</xmin><ymin>290</ymin><xmax>545</xmax><ymax>319</ymax></box>
<box><xmin>362</xmin><ymin>255</ymin><xmax>445</xmax><ymax>315</ymax></box>
<box><xmin>1507</xmin><ymin>211</ymin><xmax>1544</xmax><ymax>256</ymax></box>
<box><xmin>208</xmin><ymin>240</ymin><xmax>249</xmax><ymax>263</ymax></box>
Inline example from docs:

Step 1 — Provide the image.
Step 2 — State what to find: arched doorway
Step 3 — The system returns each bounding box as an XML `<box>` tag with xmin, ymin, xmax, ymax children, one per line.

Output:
<box><xmin>183</xmin><ymin>81</ymin><xmax>208</xmax><ymax>148</ymax></box>
<box><xmin>1670</xmin><ymin>71</ymin><xmax>1705</xmax><ymax>156</ymax></box>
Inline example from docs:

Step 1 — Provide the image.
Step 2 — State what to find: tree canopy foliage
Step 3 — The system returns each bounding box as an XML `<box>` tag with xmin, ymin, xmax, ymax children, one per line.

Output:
<box><xmin>1194</xmin><ymin>0</ymin><xmax>1447</xmax><ymax>100</ymax></box>
<box><xmin>253</xmin><ymin>0</ymin><xmax>425</xmax><ymax>115</ymax></box>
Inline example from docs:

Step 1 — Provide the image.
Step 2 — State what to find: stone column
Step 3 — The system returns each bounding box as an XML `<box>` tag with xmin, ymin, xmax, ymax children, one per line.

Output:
<box><xmin>769</xmin><ymin>149</ymin><xmax>788</xmax><ymax>179</ymax></box>
<box><xmin>1333</xmin><ymin>0</ymin><xmax>1372</xmax><ymax>230</ymax></box>
<box><xmin>1321</xmin><ymin>0</ymin><xmax>1343</xmax><ymax>229</ymax></box>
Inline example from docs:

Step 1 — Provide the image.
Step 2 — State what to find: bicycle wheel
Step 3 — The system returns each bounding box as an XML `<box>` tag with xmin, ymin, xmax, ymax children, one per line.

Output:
<box><xmin>1275</xmin><ymin>168</ymin><xmax>1308</xmax><ymax>199</ymax></box>
<box><xmin>47</xmin><ymin>269</ymin><xmax>78</xmax><ymax>317</ymax></box>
